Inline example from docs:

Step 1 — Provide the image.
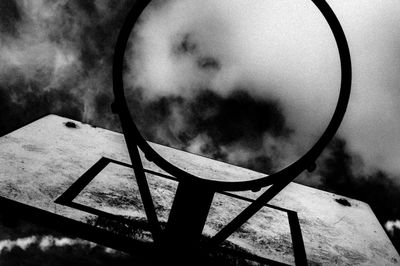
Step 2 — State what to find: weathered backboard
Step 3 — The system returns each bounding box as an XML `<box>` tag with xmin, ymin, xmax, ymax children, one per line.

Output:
<box><xmin>0</xmin><ymin>115</ymin><xmax>399</xmax><ymax>265</ymax></box>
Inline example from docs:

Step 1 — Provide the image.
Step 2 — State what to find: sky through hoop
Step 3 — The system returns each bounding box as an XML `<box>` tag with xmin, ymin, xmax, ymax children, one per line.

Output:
<box><xmin>112</xmin><ymin>0</ymin><xmax>351</xmax><ymax>191</ymax></box>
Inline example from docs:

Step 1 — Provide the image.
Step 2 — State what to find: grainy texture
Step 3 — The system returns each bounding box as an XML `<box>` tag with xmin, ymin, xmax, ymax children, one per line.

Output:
<box><xmin>0</xmin><ymin>115</ymin><xmax>399</xmax><ymax>265</ymax></box>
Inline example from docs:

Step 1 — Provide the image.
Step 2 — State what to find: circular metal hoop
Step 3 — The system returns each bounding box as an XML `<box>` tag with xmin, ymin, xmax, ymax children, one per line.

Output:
<box><xmin>113</xmin><ymin>0</ymin><xmax>351</xmax><ymax>192</ymax></box>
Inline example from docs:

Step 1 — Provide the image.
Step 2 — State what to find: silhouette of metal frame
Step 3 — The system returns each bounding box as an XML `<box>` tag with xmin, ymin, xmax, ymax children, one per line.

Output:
<box><xmin>55</xmin><ymin>156</ymin><xmax>307</xmax><ymax>265</ymax></box>
<box><xmin>112</xmin><ymin>0</ymin><xmax>351</xmax><ymax>263</ymax></box>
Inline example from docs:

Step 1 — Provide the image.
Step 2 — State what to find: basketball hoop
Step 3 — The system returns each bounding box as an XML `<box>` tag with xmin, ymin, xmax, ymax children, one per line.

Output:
<box><xmin>112</xmin><ymin>0</ymin><xmax>351</xmax><ymax>262</ymax></box>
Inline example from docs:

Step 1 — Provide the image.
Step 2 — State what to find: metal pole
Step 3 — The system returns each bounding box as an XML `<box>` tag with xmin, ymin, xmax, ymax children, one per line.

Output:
<box><xmin>163</xmin><ymin>180</ymin><xmax>215</xmax><ymax>261</ymax></box>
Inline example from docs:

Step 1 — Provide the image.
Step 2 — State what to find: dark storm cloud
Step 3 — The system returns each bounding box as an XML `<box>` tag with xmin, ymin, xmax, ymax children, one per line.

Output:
<box><xmin>187</xmin><ymin>90</ymin><xmax>289</xmax><ymax>146</ymax></box>
<box><xmin>0</xmin><ymin>85</ymin><xmax>82</xmax><ymax>136</ymax></box>
<box><xmin>185</xmin><ymin>89</ymin><xmax>292</xmax><ymax>171</ymax></box>
<box><xmin>0</xmin><ymin>0</ymin><xmax>21</xmax><ymax>37</ymax></box>
<box><xmin>127</xmin><ymin>88</ymin><xmax>291</xmax><ymax>172</ymax></box>
<box><xmin>62</xmin><ymin>1</ymin><xmax>126</xmax><ymax>71</ymax></box>
<box><xmin>0</xmin><ymin>0</ymin><xmax>133</xmax><ymax>135</ymax></box>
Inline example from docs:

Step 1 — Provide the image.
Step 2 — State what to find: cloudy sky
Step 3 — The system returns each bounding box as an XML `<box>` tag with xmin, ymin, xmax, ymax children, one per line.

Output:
<box><xmin>0</xmin><ymin>0</ymin><xmax>399</xmax><ymax>256</ymax></box>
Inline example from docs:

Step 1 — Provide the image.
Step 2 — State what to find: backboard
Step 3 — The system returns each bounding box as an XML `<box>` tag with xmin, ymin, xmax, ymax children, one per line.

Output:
<box><xmin>0</xmin><ymin>115</ymin><xmax>399</xmax><ymax>265</ymax></box>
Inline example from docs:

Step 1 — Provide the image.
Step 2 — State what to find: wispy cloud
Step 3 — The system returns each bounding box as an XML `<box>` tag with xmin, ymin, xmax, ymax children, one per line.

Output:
<box><xmin>0</xmin><ymin>236</ymin><xmax>37</xmax><ymax>252</ymax></box>
<box><xmin>38</xmin><ymin>235</ymin><xmax>96</xmax><ymax>251</ymax></box>
<box><xmin>385</xmin><ymin>220</ymin><xmax>400</xmax><ymax>236</ymax></box>
<box><xmin>0</xmin><ymin>0</ymin><xmax>132</xmax><ymax>134</ymax></box>
<box><xmin>0</xmin><ymin>235</ymin><xmax>113</xmax><ymax>253</ymax></box>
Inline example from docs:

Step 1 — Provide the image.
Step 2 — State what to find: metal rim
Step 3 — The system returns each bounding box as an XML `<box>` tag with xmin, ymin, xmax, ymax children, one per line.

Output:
<box><xmin>113</xmin><ymin>0</ymin><xmax>351</xmax><ymax>192</ymax></box>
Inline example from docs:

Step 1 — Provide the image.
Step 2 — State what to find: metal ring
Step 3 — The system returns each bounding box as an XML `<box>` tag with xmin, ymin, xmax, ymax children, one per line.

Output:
<box><xmin>113</xmin><ymin>0</ymin><xmax>351</xmax><ymax>192</ymax></box>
